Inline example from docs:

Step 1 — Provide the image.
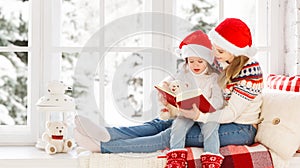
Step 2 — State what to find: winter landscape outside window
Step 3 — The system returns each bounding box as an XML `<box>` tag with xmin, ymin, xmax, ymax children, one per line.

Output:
<box><xmin>0</xmin><ymin>0</ymin><xmax>278</xmax><ymax>145</ymax></box>
<box><xmin>0</xmin><ymin>0</ymin><xmax>28</xmax><ymax>126</ymax></box>
<box><xmin>60</xmin><ymin>0</ymin><xmax>219</xmax><ymax>127</ymax></box>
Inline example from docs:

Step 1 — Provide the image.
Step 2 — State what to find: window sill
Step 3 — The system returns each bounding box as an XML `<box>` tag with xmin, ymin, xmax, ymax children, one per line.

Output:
<box><xmin>0</xmin><ymin>146</ymin><xmax>78</xmax><ymax>168</ymax></box>
<box><xmin>1</xmin><ymin>146</ymin><xmax>300</xmax><ymax>168</ymax></box>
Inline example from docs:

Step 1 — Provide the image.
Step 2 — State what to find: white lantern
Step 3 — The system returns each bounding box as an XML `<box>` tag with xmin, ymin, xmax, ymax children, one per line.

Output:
<box><xmin>35</xmin><ymin>80</ymin><xmax>75</xmax><ymax>149</ymax></box>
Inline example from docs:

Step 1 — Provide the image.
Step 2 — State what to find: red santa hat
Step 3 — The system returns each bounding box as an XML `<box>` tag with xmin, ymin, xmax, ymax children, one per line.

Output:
<box><xmin>209</xmin><ymin>18</ymin><xmax>257</xmax><ymax>57</ymax></box>
<box><xmin>177</xmin><ymin>30</ymin><xmax>213</xmax><ymax>64</ymax></box>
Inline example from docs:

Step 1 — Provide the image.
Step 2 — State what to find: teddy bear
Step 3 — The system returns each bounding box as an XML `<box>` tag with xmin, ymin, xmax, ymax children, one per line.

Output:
<box><xmin>159</xmin><ymin>80</ymin><xmax>188</xmax><ymax>120</ymax></box>
<box><xmin>42</xmin><ymin>121</ymin><xmax>73</xmax><ymax>154</ymax></box>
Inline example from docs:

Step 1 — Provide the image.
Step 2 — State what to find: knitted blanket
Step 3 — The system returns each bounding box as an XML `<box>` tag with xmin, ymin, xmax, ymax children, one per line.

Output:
<box><xmin>78</xmin><ymin>143</ymin><xmax>274</xmax><ymax>168</ymax></box>
<box><xmin>187</xmin><ymin>143</ymin><xmax>273</xmax><ymax>168</ymax></box>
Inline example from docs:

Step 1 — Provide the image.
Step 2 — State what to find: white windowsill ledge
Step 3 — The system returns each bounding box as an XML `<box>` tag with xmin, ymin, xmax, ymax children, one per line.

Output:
<box><xmin>0</xmin><ymin>146</ymin><xmax>79</xmax><ymax>168</ymax></box>
<box><xmin>1</xmin><ymin>146</ymin><xmax>300</xmax><ymax>168</ymax></box>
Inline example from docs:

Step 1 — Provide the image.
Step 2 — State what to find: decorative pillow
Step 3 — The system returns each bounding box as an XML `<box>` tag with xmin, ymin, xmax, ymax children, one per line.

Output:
<box><xmin>267</xmin><ymin>74</ymin><xmax>300</xmax><ymax>92</ymax></box>
<box><xmin>266</xmin><ymin>73</ymin><xmax>300</xmax><ymax>152</ymax></box>
<box><xmin>255</xmin><ymin>88</ymin><xmax>300</xmax><ymax>160</ymax></box>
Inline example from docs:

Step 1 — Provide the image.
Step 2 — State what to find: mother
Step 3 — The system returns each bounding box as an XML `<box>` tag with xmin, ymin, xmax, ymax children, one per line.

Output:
<box><xmin>74</xmin><ymin>18</ymin><xmax>263</xmax><ymax>167</ymax></box>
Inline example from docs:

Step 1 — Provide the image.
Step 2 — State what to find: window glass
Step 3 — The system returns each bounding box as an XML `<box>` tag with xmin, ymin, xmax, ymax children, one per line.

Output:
<box><xmin>255</xmin><ymin>51</ymin><xmax>269</xmax><ymax>76</ymax></box>
<box><xmin>104</xmin><ymin>52</ymin><xmax>144</xmax><ymax>126</ymax></box>
<box><xmin>104</xmin><ymin>0</ymin><xmax>148</xmax><ymax>47</ymax></box>
<box><xmin>61</xmin><ymin>0</ymin><xmax>100</xmax><ymax>47</ymax></box>
<box><xmin>223</xmin><ymin>0</ymin><xmax>269</xmax><ymax>73</ymax></box>
<box><xmin>60</xmin><ymin>52</ymin><xmax>79</xmax><ymax>86</ymax></box>
<box><xmin>110</xmin><ymin>34</ymin><xmax>152</xmax><ymax>47</ymax></box>
<box><xmin>0</xmin><ymin>0</ymin><xmax>28</xmax><ymax>47</ymax></box>
<box><xmin>0</xmin><ymin>52</ymin><xmax>27</xmax><ymax>125</ymax></box>
<box><xmin>60</xmin><ymin>51</ymin><xmax>147</xmax><ymax>126</ymax></box>
<box><xmin>223</xmin><ymin>0</ymin><xmax>256</xmax><ymax>43</ymax></box>
<box><xmin>175</xmin><ymin>0</ymin><xmax>218</xmax><ymax>33</ymax></box>
<box><xmin>105</xmin><ymin>0</ymin><xmax>144</xmax><ymax>24</ymax></box>
<box><xmin>174</xmin><ymin>0</ymin><xmax>218</xmax><ymax>70</ymax></box>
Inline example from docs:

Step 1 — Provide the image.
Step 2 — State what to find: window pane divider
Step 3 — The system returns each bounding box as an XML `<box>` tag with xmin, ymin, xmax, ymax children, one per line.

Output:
<box><xmin>52</xmin><ymin>46</ymin><xmax>154</xmax><ymax>53</ymax></box>
<box><xmin>0</xmin><ymin>46</ymin><xmax>30</xmax><ymax>52</ymax></box>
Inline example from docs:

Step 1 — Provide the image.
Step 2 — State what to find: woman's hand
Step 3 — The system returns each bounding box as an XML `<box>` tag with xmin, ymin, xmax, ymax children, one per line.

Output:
<box><xmin>179</xmin><ymin>104</ymin><xmax>201</xmax><ymax>120</ymax></box>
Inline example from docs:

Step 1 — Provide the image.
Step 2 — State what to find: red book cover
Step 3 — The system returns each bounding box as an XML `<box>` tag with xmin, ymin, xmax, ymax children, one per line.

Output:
<box><xmin>155</xmin><ymin>85</ymin><xmax>216</xmax><ymax>113</ymax></box>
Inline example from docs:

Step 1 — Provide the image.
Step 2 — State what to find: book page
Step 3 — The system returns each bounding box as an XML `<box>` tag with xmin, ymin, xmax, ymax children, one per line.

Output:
<box><xmin>175</xmin><ymin>88</ymin><xmax>216</xmax><ymax>112</ymax></box>
<box><xmin>176</xmin><ymin>89</ymin><xmax>203</xmax><ymax>101</ymax></box>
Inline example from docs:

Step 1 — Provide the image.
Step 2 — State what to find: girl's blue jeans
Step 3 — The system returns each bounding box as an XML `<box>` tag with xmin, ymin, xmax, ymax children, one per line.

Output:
<box><xmin>100</xmin><ymin>118</ymin><xmax>256</xmax><ymax>153</ymax></box>
<box><xmin>170</xmin><ymin>116</ymin><xmax>220</xmax><ymax>154</ymax></box>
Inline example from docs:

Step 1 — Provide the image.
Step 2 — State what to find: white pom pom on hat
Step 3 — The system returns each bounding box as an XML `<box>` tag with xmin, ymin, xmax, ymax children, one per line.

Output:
<box><xmin>208</xmin><ymin>18</ymin><xmax>257</xmax><ymax>57</ymax></box>
<box><xmin>177</xmin><ymin>30</ymin><xmax>213</xmax><ymax>65</ymax></box>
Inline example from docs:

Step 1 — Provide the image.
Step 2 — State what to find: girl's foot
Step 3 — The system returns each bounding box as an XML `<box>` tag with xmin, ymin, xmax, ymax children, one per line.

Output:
<box><xmin>74</xmin><ymin>128</ymin><xmax>101</xmax><ymax>152</ymax></box>
<box><xmin>74</xmin><ymin>115</ymin><xmax>111</xmax><ymax>142</ymax></box>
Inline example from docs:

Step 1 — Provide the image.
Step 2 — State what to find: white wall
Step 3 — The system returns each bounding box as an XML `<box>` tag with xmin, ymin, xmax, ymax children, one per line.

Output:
<box><xmin>283</xmin><ymin>0</ymin><xmax>300</xmax><ymax>75</ymax></box>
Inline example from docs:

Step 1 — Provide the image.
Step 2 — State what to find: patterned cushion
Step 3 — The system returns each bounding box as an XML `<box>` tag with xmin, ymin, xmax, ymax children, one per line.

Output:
<box><xmin>267</xmin><ymin>74</ymin><xmax>300</xmax><ymax>92</ymax></box>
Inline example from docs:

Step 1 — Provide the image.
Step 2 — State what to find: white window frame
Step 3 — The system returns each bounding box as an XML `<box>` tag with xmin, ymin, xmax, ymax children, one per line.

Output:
<box><xmin>0</xmin><ymin>0</ymin><xmax>43</xmax><ymax>145</ymax></box>
<box><xmin>219</xmin><ymin>0</ymin><xmax>284</xmax><ymax>74</ymax></box>
<box><xmin>0</xmin><ymin>0</ymin><xmax>284</xmax><ymax>144</ymax></box>
<box><xmin>267</xmin><ymin>0</ymin><xmax>284</xmax><ymax>74</ymax></box>
<box><xmin>94</xmin><ymin>0</ymin><xmax>176</xmax><ymax>125</ymax></box>
<box><xmin>38</xmin><ymin>0</ymin><xmax>175</xmax><ymax>127</ymax></box>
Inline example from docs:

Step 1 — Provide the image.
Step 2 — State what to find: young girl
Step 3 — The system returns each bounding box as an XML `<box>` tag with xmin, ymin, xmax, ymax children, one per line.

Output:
<box><xmin>74</xmin><ymin>18</ymin><xmax>263</xmax><ymax>168</ymax></box>
<box><xmin>165</xmin><ymin>30</ymin><xmax>224</xmax><ymax>168</ymax></box>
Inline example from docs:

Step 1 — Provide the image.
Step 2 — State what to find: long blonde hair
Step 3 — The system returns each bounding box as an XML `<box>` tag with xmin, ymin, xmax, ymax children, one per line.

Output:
<box><xmin>218</xmin><ymin>55</ymin><xmax>249</xmax><ymax>88</ymax></box>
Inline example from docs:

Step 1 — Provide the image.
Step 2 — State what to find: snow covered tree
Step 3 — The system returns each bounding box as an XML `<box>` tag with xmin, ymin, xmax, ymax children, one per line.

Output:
<box><xmin>0</xmin><ymin>0</ymin><xmax>217</xmax><ymax>125</ymax></box>
<box><xmin>186</xmin><ymin>0</ymin><xmax>217</xmax><ymax>33</ymax></box>
<box><xmin>0</xmin><ymin>1</ymin><xmax>28</xmax><ymax>125</ymax></box>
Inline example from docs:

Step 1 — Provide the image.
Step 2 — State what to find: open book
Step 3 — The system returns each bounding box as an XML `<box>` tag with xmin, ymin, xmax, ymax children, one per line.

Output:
<box><xmin>155</xmin><ymin>85</ymin><xmax>216</xmax><ymax>113</ymax></box>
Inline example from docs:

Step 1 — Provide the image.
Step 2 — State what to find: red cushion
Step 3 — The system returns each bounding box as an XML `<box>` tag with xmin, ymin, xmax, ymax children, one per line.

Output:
<box><xmin>267</xmin><ymin>74</ymin><xmax>300</xmax><ymax>92</ymax></box>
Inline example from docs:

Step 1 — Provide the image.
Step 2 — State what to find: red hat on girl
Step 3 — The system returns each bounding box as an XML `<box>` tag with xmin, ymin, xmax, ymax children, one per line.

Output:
<box><xmin>209</xmin><ymin>18</ymin><xmax>257</xmax><ymax>57</ymax></box>
<box><xmin>178</xmin><ymin>30</ymin><xmax>213</xmax><ymax>64</ymax></box>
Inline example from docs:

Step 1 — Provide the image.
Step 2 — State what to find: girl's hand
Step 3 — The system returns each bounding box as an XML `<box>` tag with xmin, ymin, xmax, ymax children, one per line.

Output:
<box><xmin>179</xmin><ymin>104</ymin><xmax>201</xmax><ymax>120</ymax></box>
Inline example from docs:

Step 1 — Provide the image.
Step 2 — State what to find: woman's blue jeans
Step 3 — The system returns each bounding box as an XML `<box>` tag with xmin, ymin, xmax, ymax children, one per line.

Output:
<box><xmin>100</xmin><ymin>118</ymin><xmax>256</xmax><ymax>153</ymax></box>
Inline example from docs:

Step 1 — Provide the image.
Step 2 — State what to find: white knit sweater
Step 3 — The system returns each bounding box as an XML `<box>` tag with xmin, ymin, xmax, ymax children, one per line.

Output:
<box><xmin>170</xmin><ymin>67</ymin><xmax>224</xmax><ymax>110</ymax></box>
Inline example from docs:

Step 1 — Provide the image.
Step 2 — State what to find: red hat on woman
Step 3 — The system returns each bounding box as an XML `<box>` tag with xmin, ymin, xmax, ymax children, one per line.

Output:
<box><xmin>177</xmin><ymin>30</ymin><xmax>213</xmax><ymax>64</ymax></box>
<box><xmin>209</xmin><ymin>18</ymin><xmax>257</xmax><ymax>57</ymax></box>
